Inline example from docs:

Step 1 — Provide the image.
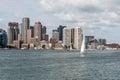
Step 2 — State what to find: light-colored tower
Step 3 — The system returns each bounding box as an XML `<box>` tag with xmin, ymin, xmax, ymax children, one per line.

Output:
<box><xmin>7</xmin><ymin>27</ymin><xmax>13</xmax><ymax>44</ymax></box>
<box><xmin>27</xmin><ymin>29</ymin><xmax>32</xmax><ymax>44</ymax></box>
<box><xmin>52</xmin><ymin>30</ymin><xmax>59</xmax><ymax>42</ymax></box>
<box><xmin>63</xmin><ymin>28</ymin><xmax>71</xmax><ymax>47</ymax></box>
<box><xmin>34</xmin><ymin>22</ymin><xmax>42</xmax><ymax>41</ymax></box>
<box><xmin>7</xmin><ymin>22</ymin><xmax>19</xmax><ymax>45</ymax></box>
<box><xmin>22</xmin><ymin>17</ymin><xmax>30</xmax><ymax>44</ymax></box>
<box><xmin>74</xmin><ymin>27</ymin><xmax>83</xmax><ymax>50</ymax></box>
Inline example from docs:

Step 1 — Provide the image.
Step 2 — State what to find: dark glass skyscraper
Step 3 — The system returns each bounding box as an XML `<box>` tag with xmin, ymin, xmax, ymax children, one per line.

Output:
<box><xmin>57</xmin><ymin>25</ymin><xmax>66</xmax><ymax>41</ymax></box>
<box><xmin>0</xmin><ymin>29</ymin><xmax>7</xmax><ymax>48</ymax></box>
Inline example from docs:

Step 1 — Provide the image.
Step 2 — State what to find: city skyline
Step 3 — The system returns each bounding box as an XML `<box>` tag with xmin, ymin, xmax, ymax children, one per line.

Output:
<box><xmin>0</xmin><ymin>0</ymin><xmax>120</xmax><ymax>43</ymax></box>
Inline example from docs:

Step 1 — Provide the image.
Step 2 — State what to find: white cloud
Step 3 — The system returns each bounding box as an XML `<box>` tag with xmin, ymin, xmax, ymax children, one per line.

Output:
<box><xmin>109</xmin><ymin>12</ymin><xmax>119</xmax><ymax>18</ymax></box>
<box><xmin>40</xmin><ymin>0</ymin><xmax>57</xmax><ymax>11</ymax></box>
<box><xmin>54</xmin><ymin>12</ymin><xmax>77</xmax><ymax>22</ymax></box>
<box><xmin>0</xmin><ymin>18</ymin><xmax>3</xmax><ymax>23</ymax></box>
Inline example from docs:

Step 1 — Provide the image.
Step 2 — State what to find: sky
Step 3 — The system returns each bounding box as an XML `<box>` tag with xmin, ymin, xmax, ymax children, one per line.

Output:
<box><xmin>0</xmin><ymin>0</ymin><xmax>120</xmax><ymax>44</ymax></box>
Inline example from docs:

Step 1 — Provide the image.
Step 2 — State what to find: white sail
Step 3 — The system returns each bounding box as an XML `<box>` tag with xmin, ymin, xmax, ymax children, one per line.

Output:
<box><xmin>80</xmin><ymin>37</ymin><xmax>85</xmax><ymax>57</ymax></box>
<box><xmin>81</xmin><ymin>38</ymin><xmax>85</xmax><ymax>53</ymax></box>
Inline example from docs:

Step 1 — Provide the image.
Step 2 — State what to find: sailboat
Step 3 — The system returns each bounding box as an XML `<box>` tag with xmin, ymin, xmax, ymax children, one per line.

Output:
<box><xmin>80</xmin><ymin>37</ymin><xmax>85</xmax><ymax>57</ymax></box>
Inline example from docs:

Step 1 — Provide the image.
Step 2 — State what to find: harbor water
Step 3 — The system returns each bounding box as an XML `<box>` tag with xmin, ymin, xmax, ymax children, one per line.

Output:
<box><xmin>0</xmin><ymin>50</ymin><xmax>120</xmax><ymax>80</ymax></box>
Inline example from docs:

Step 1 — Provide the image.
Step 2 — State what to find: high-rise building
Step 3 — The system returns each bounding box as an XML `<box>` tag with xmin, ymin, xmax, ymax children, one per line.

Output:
<box><xmin>57</xmin><ymin>25</ymin><xmax>66</xmax><ymax>41</ymax></box>
<box><xmin>52</xmin><ymin>30</ymin><xmax>59</xmax><ymax>42</ymax></box>
<box><xmin>7</xmin><ymin>22</ymin><xmax>19</xmax><ymax>45</ymax></box>
<box><xmin>42</xmin><ymin>26</ymin><xmax>47</xmax><ymax>40</ymax></box>
<box><xmin>34</xmin><ymin>22</ymin><xmax>42</xmax><ymax>41</ymax></box>
<box><xmin>22</xmin><ymin>17</ymin><xmax>30</xmax><ymax>44</ymax></box>
<box><xmin>42</xmin><ymin>26</ymin><xmax>46</xmax><ymax>34</ymax></box>
<box><xmin>18</xmin><ymin>33</ymin><xmax>22</xmax><ymax>41</ymax></box>
<box><xmin>98</xmin><ymin>38</ymin><xmax>106</xmax><ymax>45</ymax></box>
<box><xmin>45</xmin><ymin>34</ymin><xmax>49</xmax><ymax>41</ymax></box>
<box><xmin>85</xmin><ymin>36</ymin><xmax>94</xmax><ymax>49</ymax></box>
<box><xmin>74</xmin><ymin>27</ymin><xmax>83</xmax><ymax>50</ymax></box>
<box><xmin>27</xmin><ymin>29</ymin><xmax>32</xmax><ymax>44</ymax></box>
<box><xmin>0</xmin><ymin>29</ymin><xmax>7</xmax><ymax>48</ymax></box>
<box><xmin>42</xmin><ymin>34</ymin><xmax>49</xmax><ymax>41</ymax></box>
<box><xmin>30</xmin><ymin>26</ymin><xmax>34</xmax><ymax>38</ymax></box>
<box><xmin>63</xmin><ymin>28</ymin><xmax>71</xmax><ymax>47</ymax></box>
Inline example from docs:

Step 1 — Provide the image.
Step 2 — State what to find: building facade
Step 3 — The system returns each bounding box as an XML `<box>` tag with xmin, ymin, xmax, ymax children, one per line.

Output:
<box><xmin>85</xmin><ymin>36</ymin><xmax>94</xmax><ymax>49</ymax></box>
<box><xmin>7</xmin><ymin>22</ymin><xmax>19</xmax><ymax>45</ymax></box>
<box><xmin>30</xmin><ymin>26</ymin><xmax>34</xmax><ymax>38</ymax></box>
<box><xmin>0</xmin><ymin>29</ymin><xmax>7</xmax><ymax>48</ymax></box>
<box><xmin>98</xmin><ymin>38</ymin><xmax>106</xmax><ymax>45</ymax></box>
<box><xmin>57</xmin><ymin>25</ymin><xmax>66</xmax><ymax>41</ymax></box>
<box><xmin>52</xmin><ymin>30</ymin><xmax>59</xmax><ymax>42</ymax></box>
<box><xmin>22</xmin><ymin>17</ymin><xmax>30</xmax><ymax>44</ymax></box>
<box><xmin>63</xmin><ymin>28</ymin><xmax>71</xmax><ymax>47</ymax></box>
<box><xmin>27</xmin><ymin>29</ymin><xmax>32</xmax><ymax>44</ymax></box>
<box><xmin>74</xmin><ymin>27</ymin><xmax>83</xmax><ymax>50</ymax></box>
<box><xmin>34</xmin><ymin>22</ymin><xmax>42</xmax><ymax>41</ymax></box>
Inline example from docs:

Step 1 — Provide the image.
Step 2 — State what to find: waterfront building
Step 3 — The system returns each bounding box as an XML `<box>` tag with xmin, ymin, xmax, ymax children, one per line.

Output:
<box><xmin>51</xmin><ymin>30</ymin><xmax>59</xmax><ymax>47</ymax></box>
<box><xmin>54</xmin><ymin>42</ymin><xmax>63</xmax><ymax>50</ymax></box>
<box><xmin>42</xmin><ymin>34</ymin><xmax>49</xmax><ymax>41</ymax></box>
<box><xmin>57</xmin><ymin>25</ymin><xmax>66</xmax><ymax>41</ymax></box>
<box><xmin>50</xmin><ymin>38</ymin><xmax>57</xmax><ymax>48</ymax></box>
<box><xmin>30</xmin><ymin>26</ymin><xmax>34</xmax><ymax>38</ymax></box>
<box><xmin>98</xmin><ymin>38</ymin><xmax>106</xmax><ymax>45</ymax></box>
<box><xmin>22</xmin><ymin>17</ymin><xmax>30</xmax><ymax>44</ymax></box>
<box><xmin>13</xmin><ymin>40</ymin><xmax>22</xmax><ymax>49</ymax></box>
<box><xmin>85</xmin><ymin>36</ymin><xmax>94</xmax><ymax>49</ymax></box>
<box><xmin>63</xmin><ymin>28</ymin><xmax>71</xmax><ymax>48</ymax></box>
<box><xmin>34</xmin><ymin>22</ymin><xmax>42</xmax><ymax>41</ymax></box>
<box><xmin>42</xmin><ymin>26</ymin><xmax>46</xmax><ymax>34</ymax></box>
<box><xmin>0</xmin><ymin>29</ymin><xmax>7</xmax><ymax>48</ymax></box>
<box><xmin>104</xmin><ymin>43</ymin><xmax>120</xmax><ymax>50</ymax></box>
<box><xmin>91</xmin><ymin>39</ymin><xmax>98</xmax><ymax>49</ymax></box>
<box><xmin>18</xmin><ymin>33</ymin><xmax>22</xmax><ymax>41</ymax></box>
<box><xmin>74</xmin><ymin>27</ymin><xmax>83</xmax><ymax>50</ymax></box>
<box><xmin>7</xmin><ymin>22</ymin><xmax>19</xmax><ymax>45</ymax></box>
<box><xmin>42</xmin><ymin>26</ymin><xmax>47</xmax><ymax>40</ymax></box>
<box><xmin>52</xmin><ymin>30</ymin><xmax>59</xmax><ymax>42</ymax></box>
<box><xmin>27</xmin><ymin>29</ymin><xmax>32</xmax><ymax>44</ymax></box>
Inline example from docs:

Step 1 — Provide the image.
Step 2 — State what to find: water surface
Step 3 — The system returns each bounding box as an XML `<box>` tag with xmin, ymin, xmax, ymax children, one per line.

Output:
<box><xmin>0</xmin><ymin>50</ymin><xmax>120</xmax><ymax>80</ymax></box>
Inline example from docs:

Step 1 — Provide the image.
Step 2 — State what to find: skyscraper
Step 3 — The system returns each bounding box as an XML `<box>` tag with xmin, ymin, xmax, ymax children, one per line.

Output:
<box><xmin>52</xmin><ymin>30</ymin><xmax>59</xmax><ymax>42</ymax></box>
<box><xmin>22</xmin><ymin>17</ymin><xmax>30</xmax><ymax>44</ymax></box>
<box><xmin>57</xmin><ymin>25</ymin><xmax>66</xmax><ymax>41</ymax></box>
<box><xmin>63</xmin><ymin>28</ymin><xmax>71</xmax><ymax>47</ymax></box>
<box><xmin>98</xmin><ymin>38</ymin><xmax>106</xmax><ymax>45</ymax></box>
<box><xmin>85</xmin><ymin>36</ymin><xmax>94</xmax><ymax>49</ymax></box>
<box><xmin>42</xmin><ymin>26</ymin><xmax>46</xmax><ymax>40</ymax></box>
<box><xmin>7</xmin><ymin>22</ymin><xmax>19</xmax><ymax>45</ymax></box>
<box><xmin>27</xmin><ymin>29</ymin><xmax>32</xmax><ymax>44</ymax></box>
<box><xmin>42</xmin><ymin>26</ymin><xmax>46</xmax><ymax>34</ymax></box>
<box><xmin>0</xmin><ymin>29</ymin><xmax>7</xmax><ymax>48</ymax></box>
<box><xmin>74</xmin><ymin>27</ymin><xmax>83</xmax><ymax>50</ymax></box>
<box><xmin>30</xmin><ymin>26</ymin><xmax>34</xmax><ymax>38</ymax></box>
<box><xmin>34</xmin><ymin>22</ymin><xmax>42</xmax><ymax>41</ymax></box>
